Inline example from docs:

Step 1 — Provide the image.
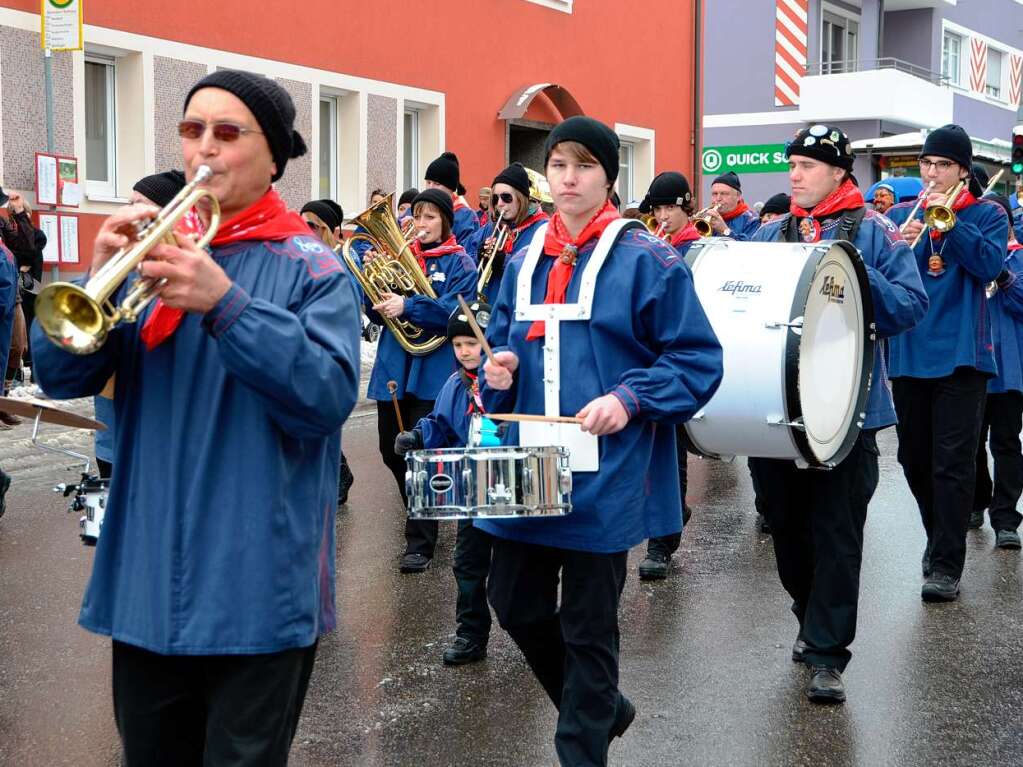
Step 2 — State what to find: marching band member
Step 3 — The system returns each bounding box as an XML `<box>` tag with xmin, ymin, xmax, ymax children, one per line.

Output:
<box><xmin>481</xmin><ymin>116</ymin><xmax>722</xmax><ymax>765</ymax></box>
<box><xmin>972</xmin><ymin>194</ymin><xmax>1023</xmax><ymax>550</ymax></box>
<box><xmin>32</xmin><ymin>70</ymin><xmax>361</xmax><ymax>764</ymax></box>
<box><xmin>471</xmin><ymin>163</ymin><xmax>549</xmax><ymax>302</ymax></box>
<box><xmin>759</xmin><ymin>192</ymin><xmax>791</xmax><ymax>224</ymax></box>
<box><xmin>871</xmin><ymin>183</ymin><xmax>895</xmax><ymax>215</ymax></box>
<box><xmin>636</xmin><ymin>170</ymin><xmax>700</xmax><ymax>580</ymax></box>
<box><xmin>424</xmin><ymin>151</ymin><xmax>480</xmax><ymax>246</ymax></box>
<box><xmin>365</xmin><ymin>188</ymin><xmax>477</xmax><ymax>573</ymax></box>
<box><xmin>397</xmin><ymin>188</ymin><xmax>419</xmax><ymax>220</ymax></box>
<box><xmin>394</xmin><ymin>302</ymin><xmax>495</xmax><ymax>666</ymax></box>
<box><xmin>750</xmin><ymin>124</ymin><xmax>927</xmax><ymax>703</ymax></box>
<box><xmin>477</xmin><ymin>186</ymin><xmax>492</xmax><ymax>227</ymax></box>
<box><xmin>700</xmin><ymin>171</ymin><xmax>761</xmax><ymax>240</ymax></box>
<box><xmin>887</xmin><ymin>124</ymin><xmax>1008</xmax><ymax>603</ymax></box>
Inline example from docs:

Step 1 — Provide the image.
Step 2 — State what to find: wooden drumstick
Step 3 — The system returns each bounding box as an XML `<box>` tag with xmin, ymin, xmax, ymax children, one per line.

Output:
<box><xmin>489</xmin><ymin>413</ymin><xmax>584</xmax><ymax>425</ymax></box>
<box><xmin>456</xmin><ymin>294</ymin><xmax>495</xmax><ymax>361</ymax></box>
<box><xmin>387</xmin><ymin>380</ymin><xmax>405</xmax><ymax>432</ymax></box>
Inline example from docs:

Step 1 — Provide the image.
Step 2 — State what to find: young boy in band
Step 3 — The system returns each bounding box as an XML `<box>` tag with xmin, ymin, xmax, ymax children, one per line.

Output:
<box><xmin>395</xmin><ymin>302</ymin><xmax>495</xmax><ymax>666</ymax></box>
<box><xmin>750</xmin><ymin>124</ymin><xmax>927</xmax><ymax>703</ymax></box>
<box><xmin>482</xmin><ymin>116</ymin><xmax>722</xmax><ymax>765</ymax></box>
<box><xmin>886</xmin><ymin>124</ymin><xmax>1008</xmax><ymax>603</ymax></box>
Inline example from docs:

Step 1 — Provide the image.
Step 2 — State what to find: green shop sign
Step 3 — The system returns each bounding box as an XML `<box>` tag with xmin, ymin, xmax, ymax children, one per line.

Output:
<box><xmin>702</xmin><ymin>144</ymin><xmax>789</xmax><ymax>175</ymax></box>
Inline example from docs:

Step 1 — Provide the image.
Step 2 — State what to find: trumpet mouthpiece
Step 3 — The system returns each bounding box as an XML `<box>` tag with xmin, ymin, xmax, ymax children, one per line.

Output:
<box><xmin>194</xmin><ymin>165</ymin><xmax>213</xmax><ymax>183</ymax></box>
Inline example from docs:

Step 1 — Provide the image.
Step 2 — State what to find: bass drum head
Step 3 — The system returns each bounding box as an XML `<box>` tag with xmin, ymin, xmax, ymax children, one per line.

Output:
<box><xmin>795</xmin><ymin>241</ymin><xmax>873</xmax><ymax>465</ymax></box>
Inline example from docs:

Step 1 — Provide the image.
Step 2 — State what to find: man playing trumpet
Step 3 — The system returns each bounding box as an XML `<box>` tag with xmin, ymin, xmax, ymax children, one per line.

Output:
<box><xmin>32</xmin><ymin>70</ymin><xmax>362</xmax><ymax>764</ymax></box>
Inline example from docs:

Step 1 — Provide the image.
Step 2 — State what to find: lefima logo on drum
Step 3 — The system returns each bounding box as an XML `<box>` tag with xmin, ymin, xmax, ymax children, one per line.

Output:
<box><xmin>719</xmin><ymin>280</ymin><xmax>762</xmax><ymax>296</ymax></box>
<box><xmin>819</xmin><ymin>275</ymin><xmax>846</xmax><ymax>303</ymax></box>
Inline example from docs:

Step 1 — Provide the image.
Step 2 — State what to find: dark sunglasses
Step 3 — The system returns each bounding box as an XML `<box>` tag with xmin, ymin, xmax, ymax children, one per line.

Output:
<box><xmin>493</xmin><ymin>192</ymin><xmax>515</xmax><ymax>204</ymax></box>
<box><xmin>177</xmin><ymin>119</ymin><xmax>264</xmax><ymax>142</ymax></box>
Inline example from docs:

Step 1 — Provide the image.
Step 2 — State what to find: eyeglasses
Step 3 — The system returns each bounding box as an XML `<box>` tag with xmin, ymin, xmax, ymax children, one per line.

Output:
<box><xmin>919</xmin><ymin>159</ymin><xmax>956</xmax><ymax>171</ymax></box>
<box><xmin>493</xmin><ymin>192</ymin><xmax>515</xmax><ymax>204</ymax></box>
<box><xmin>177</xmin><ymin>119</ymin><xmax>264</xmax><ymax>142</ymax></box>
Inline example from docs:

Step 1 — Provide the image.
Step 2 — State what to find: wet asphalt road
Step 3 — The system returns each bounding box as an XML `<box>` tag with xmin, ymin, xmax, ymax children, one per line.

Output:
<box><xmin>1</xmin><ymin>404</ymin><xmax>1022</xmax><ymax>767</ymax></box>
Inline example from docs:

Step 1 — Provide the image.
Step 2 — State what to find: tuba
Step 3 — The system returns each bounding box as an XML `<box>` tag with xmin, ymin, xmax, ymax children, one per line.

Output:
<box><xmin>36</xmin><ymin>165</ymin><xmax>221</xmax><ymax>355</ymax></box>
<box><xmin>342</xmin><ymin>193</ymin><xmax>446</xmax><ymax>355</ymax></box>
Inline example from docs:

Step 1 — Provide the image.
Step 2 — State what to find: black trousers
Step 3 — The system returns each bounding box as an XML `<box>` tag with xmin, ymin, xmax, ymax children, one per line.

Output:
<box><xmin>748</xmin><ymin>430</ymin><xmax>880</xmax><ymax>672</ymax></box>
<box><xmin>112</xmin><ymin>640</ymin><xmax>317</xmax><ymax>767</ymax></box>
<box><xmin>454</xmin><ymin>520</ymin><xmax>493</xmax><ymax>643</ymax></box>
<box><xmin>488</xmin><ymin>538</ymin><xmax>628</xmax><ymax>767</ymax></box>
<box><xmin>974</xmin><ymin>391</ymin><xmax>1023</xmax><ymax>532</ymax></box>
<box><xmin>893</xmin><ymin>369</ymin><xmax>988</xmax><ymax>578</ymax></box>
<box><xmin>376</xmin><ymin>397</ymin><xmax>437</xmax><ymax>556</ymax></box>
<box><xmin>646</xmin><ymin>425</ymin><xmax>688</xmax><ymax>557</ymax></box>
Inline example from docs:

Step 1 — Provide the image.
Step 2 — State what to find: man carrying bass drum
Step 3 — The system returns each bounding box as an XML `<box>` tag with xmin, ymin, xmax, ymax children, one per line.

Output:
<box><xmin>749</xmin><ymin>124</ymin><xmax>927</xmax><ymax>704</ymax></box>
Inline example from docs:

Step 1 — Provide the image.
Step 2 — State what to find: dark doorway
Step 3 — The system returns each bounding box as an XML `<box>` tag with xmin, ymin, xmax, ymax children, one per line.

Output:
<box><xmin>508</xmin><ymin>121</ymin><xmax>552</xmax><ymax>172</ymax></box>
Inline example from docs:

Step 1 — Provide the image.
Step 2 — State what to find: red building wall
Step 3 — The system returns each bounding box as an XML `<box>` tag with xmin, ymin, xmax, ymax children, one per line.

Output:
<box><xmin>3</xmin><ymin>0</ymin><xmax>699</xmax><ymax>193</ymax></box>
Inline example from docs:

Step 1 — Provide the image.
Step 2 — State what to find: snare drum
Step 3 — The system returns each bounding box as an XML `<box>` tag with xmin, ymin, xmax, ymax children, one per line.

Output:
<box><xmin>684</xmin><ymin>239</ymin><xmax>875</xmax><ymax>468</ymax></box>
<box><xmin>406</xmin><ymin>446</ymin><xmax>572</xmax><ymax>520</ymax></box>
<box><xmin>71</xmin><ymin>476</ymin><xmax>108</xmax><ymax>546</ymax></box>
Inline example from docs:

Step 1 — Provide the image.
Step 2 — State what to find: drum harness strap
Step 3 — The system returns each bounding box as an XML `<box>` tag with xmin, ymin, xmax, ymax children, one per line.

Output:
<box><xmin>782</xmin><ymin>206</ymin><xmax>866</xmax><ymax>245</ymax></box>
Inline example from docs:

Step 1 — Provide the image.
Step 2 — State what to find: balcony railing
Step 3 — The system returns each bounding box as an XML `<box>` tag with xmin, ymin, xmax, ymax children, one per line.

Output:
<box><xmin>804</xmin><ymin>58</ymin><xmax>951</xmax><ymax>87</ymax></box>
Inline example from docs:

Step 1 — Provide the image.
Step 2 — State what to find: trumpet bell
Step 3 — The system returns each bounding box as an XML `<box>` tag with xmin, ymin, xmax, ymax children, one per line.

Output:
<box><xmin>35</xmin><ymin>282</ymin><xmax>108</xmax><ymax>355</ymax></box>
<box><xmin>925</xmin><ymin>206</ymin><xmax>956</xmax><ymax>233</ymax></box>
<box><xmin>693</xmin><ymin>218</ymin><xmax>714</xmax><ymax>237</ymax></box>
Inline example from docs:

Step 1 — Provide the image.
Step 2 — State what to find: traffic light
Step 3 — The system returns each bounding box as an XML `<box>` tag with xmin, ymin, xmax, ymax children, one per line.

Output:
<box><xmin>1012</xmin><ymin>128</ymin><xmax>1023</xmax><ymax>175</ymax></box>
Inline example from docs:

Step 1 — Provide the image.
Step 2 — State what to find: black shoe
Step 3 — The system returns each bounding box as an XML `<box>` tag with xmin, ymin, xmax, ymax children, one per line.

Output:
<box><xmin>442</xmin><ymin>636</ymin><xmax>487</xmax><ymax>666</ymax></box>
<box><xmin>968</xmin><ymin>510</ymin><xmax>985</xmax><ymax>530</ymax></box>
<box><xmin>399</xmin><ymin>552</ymin><xmax>432</xmax><ymax>573</ymax></box>
<box><xmin>337</xmin><ymin>460</ymin><xmax>354</xmax><ymax>506</ymax></box>
<box><xmin>609</xmin><ymin>695</ymin><xmax>636</xmax><ymax>743</ymax></box>
<box><xmin>921</xmin><ymin>573</ymin><xmax>960</xmax><ymax>603</ymax></box>
<box><xmin>682</xmin><ymin>503</ymin><xmax>693</xmax><ymax>526</ymax></box>
<box><xmin>921</xmin><ymin>543</ymin><xmax>933</xmax><ymax>578</ymax></box>
<box><xmin>638</xmin><ymin>551</ymin><xmax>670</xmax><ymax>580</ymax></box>
<box><xmin>995</xmin><ymin>529</ymin><xmax>1022</xmax><ymax>550</ymax></box>
<box><xmin>792</xmin><ymin>638</ymin><xmax>808</xmax><ymax>664</ymax></box>
<box><xmin>806</xmin><ymin>666</ymin><xmax>846</xmax><ymax>704</ymax></box>
<box><xmin>0</xmin><ymin>470</ymin><xmax>10</xmax><ymax>520</ymax></box>
<box><xmin>757</xmin><ymin>513</ymin><xmax>771</xmax><ymax>534</ymax></box>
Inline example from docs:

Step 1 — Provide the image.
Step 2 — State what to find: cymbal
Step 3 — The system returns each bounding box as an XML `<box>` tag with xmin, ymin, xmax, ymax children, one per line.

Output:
<box><xmin>0</xmin><ymin>396</ymin><xmax>107</xmax><ymax>431</ymax></box>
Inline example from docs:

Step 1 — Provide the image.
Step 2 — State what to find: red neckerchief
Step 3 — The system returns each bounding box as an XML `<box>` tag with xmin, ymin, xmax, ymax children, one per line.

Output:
<box><xmin>789</xmin><ymin>179</ymin><xmax>865</xmax><ymax>243</ymax></box>
<box><xmin>722</xmin><ymin>200</ymin><xmax>750</xmax><ymax>222</ymax></box>
<box><xmin>477</xmin><ymin>209</ymin><xmax>489</xmax><ymax>227</ymax></box>
<box><xmin>462</xmin><ymin>369</ymin><xmax>486</xmax><ymax>415</ymax></box>
<box><xmin>504</xmin><ymin>210</ymin><xmax>550</xmax><ymax>253</ymax></box>
<box><xmin>670</xmin><ymin>222</ymin><xmax>701</xmax><ymax>248</ymax></box>
<box><xmin>526</xmin><ymin>200</ymin><xmax>619</xmax><ymax>341</ymax></box>
<box><xmin>1009</xmin><ymin>243</ymin><xmax>1023</xmax><ymax>252</ymax></box>
<box><xmin>410</xmin><ymin>235</ymin><xmax>461</xmax><ymax>272</ymax></box>
<box><xmin>140</xmin><ymin>188</ymin><xmax>309</xmax><ymax>351</ymax></box>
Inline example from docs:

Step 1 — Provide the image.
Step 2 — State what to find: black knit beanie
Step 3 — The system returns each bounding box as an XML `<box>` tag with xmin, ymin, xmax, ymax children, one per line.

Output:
<box><xmin>711</xmin><ymin>171</ymin><xmax>743</xmax><ymax>191</ymax></box>
<box><xmin>761</xmin><ymin>192</ymin><xmax>792</xmax><ymax>216</ymax></box>
<box><xmin>184</xmin><ymin>69</ymin><xmax>307</xmax><ymax>182</ymax></box>
<box><xmin>413</xmin><ymin>188</ymin><xmax>454</xmax><ymax>227</ymax></box>
<box><xmin>646</xmin><ymin>172</ymin><xmax>693</xmax><ymax>207</ymax></box>
<box><xmin>544</xmin><ymin>116</ymin><xmax>620</xmax><ymax>183</ymax></box>
<box><xmin>447</xmin><ymin>301</ymin><xmax>491</xmax><ymax>340</ymax></box>
<box><xmin>133</xmin><ymin>170</ymin><xmax>186</xmax><ymax>208</ymax></box>
<box><xmin>786</xmin><ymin>124</ymin><xmax>855</xmax><ymax>171</ymax></box>
<box><xmin>300</xmin><ymin>199</ymin><xmax>344</xmax><ymax>232</ymax></box>
<box><xmin>492</xmin><ymin>162</ymin><xmax>531</xmax><ymax>198</ymax></box>
<box><xmin>920</xmin><ymin>124</ymin><xmax>972</xmax><ymax>170</ymax></box>
<box><xmin>398</xmin><ymin>188</ymin><xmax>419</xmax><ymax>207</ymax></box>
<box><xmin>425</xmin><ymin>152</ymin><xmax>461</xmax><ymax>192</ymax></box>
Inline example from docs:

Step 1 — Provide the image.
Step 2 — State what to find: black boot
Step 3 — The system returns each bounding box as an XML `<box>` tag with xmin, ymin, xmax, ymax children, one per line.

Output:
<box><xmin>442</xmin><ymin>636</ymin><xmax>487</xmax><ymax>666</ymax></box>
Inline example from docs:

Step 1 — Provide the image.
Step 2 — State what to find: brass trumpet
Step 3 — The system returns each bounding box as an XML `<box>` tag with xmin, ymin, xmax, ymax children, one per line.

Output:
<box><xmin>477</xmin><ymin>216</ymin><xmax>511</xmax><ymax>300</ymax></box>
<box><xmin>692</xmin><ymin>204</ymin><xmax>721</xmax><ymax>237</ymax></box>
<box><xmin>35</xmin><ymin>165</ymin><xmax>220</xmax><ymax>355</ymax></box>
<box><xmin>910</xmin><ymin>180</ymin><xmax>966</xmax><ymax>249</ymax></box>
<box><xmin>342</xmin><ymin>193</ymin><xmax>446</xmax><ymax>356</ymax></box>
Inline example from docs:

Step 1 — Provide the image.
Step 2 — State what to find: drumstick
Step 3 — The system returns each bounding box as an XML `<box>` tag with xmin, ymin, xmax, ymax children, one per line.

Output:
<box><xmin>489</xmin><ymin>413</ymin><xmax>584</xmax><ymax>425</ymax></box>
<box><xmin>456</xmin><ymin>294</ymin><xmax>495</xmax><ymax>360</ymax></box>
<box><xmin>386</xmin><ymin>380</ymin><xmax>405</xmax><ymax>432</ymax></box>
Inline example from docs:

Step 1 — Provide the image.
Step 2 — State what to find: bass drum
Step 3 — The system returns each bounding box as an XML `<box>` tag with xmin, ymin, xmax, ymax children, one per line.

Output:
<box><xmin>684</xmin><ymin>239</ymin><xmax>875</xmax><ymax>468</ymax></box>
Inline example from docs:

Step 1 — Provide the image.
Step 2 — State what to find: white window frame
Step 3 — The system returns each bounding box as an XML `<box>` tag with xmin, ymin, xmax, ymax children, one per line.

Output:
<box><xmin>318</xmin><ymin>95</ymin><xmax>338</xmax><ymax>201</ymax></box>
<box><xmin>820</xmin><ymin>3</ymin><xmax>860</xmax><ymax>75</ymax></box>
<box><xmin>986</xmin><ymin>47</ymin><xmax>1005</xmax><ymax>101</ymax></box>
<box><xmin>84</xmin><ymin>54</ymin><xmax>117</xmax><ymax>198</ymax></box>
<box><xmin>403</xmin><ymin>108</ymin><xmax>420</xmax><ymax>192</ymax></box>
<box><xmin>614</xmin><ymin>123</ymin><xmax>655</xmax><ymax>211</ymax></box>
<box><xmin>618</xmin><ymin>143</ymin><xmax>635</xmax><ymax>210</ymax></box>
<box><xmin>942</xmin><ymin>30</ymin><xmax>963</xmax><ymax>87</ymax></box>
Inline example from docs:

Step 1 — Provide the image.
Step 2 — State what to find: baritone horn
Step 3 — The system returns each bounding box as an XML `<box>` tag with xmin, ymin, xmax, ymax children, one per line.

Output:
<box><xmin>341</xmin><ymin>193</ymin><xmax>446</xmax><ymax>356</ymax></box>
<box><xmin>35</xmin><ymin>165</ymin><xmax>220</xmax><ymax>355</ymax></box>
